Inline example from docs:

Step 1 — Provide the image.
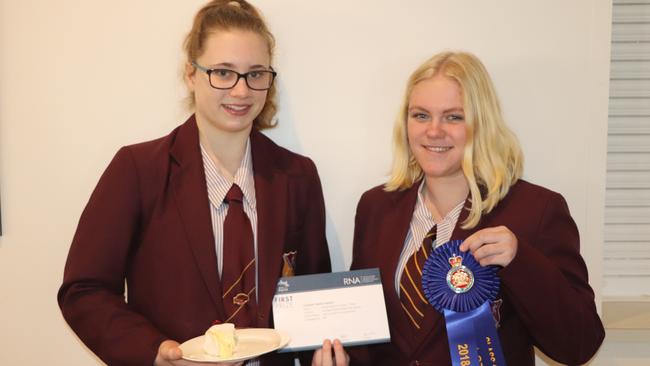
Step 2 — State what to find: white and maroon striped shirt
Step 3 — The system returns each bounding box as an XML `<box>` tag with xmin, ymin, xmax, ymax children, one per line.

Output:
<box><xmin>200</xmin><ymin>140</ymin><xmax>258</xmax><ymax>278</ymax></box>
<box><xmin>395</xmin><ymin>181</ymin><xmax>466</xmax><ymax>294</ymax></box>
<box><xmin>200</xmin><ymin>140</ymin><xmax>261</xmax><ymax>366</ymax></box>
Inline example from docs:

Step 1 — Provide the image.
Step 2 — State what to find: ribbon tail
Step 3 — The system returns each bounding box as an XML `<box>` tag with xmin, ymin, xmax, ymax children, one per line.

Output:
<box><xmin>474</xmin><ymin>302</ymin><xmax>507</xmax><ymax>366</ymax></box>
<box><xmin>444</xmin><ymin>308</ymin><xmax>481</xmax><ymax>366</ymax></box>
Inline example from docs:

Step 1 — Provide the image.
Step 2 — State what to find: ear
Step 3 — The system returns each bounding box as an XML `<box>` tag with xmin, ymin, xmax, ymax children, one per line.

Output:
<box><xmin>184</xmin><ymin>61</ymin><xmax>197</xmax><ymax>91</ymax></box>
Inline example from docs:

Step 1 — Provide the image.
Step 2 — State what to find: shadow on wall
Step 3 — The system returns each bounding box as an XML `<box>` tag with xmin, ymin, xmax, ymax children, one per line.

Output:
<box><xmin>262</xmin><ymin>81</ymin><xmax>345</xmax><ymax>271</ymax></box>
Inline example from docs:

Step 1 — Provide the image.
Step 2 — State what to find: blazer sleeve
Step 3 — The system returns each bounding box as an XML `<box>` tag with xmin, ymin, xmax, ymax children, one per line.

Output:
<box><xmin>350</xmin><ymin>190</ymin><xmax>372</xmax><ymax>271</ymax></box>
<box><xmin>347</xmin><ymin>191</ymin><xmax>374</xmax><ymax>365</ymax></box>
<box><xmin>293</xmin><ymin>159</ymin><xmax>332</xmax><ymax>366</ymax></box>
<box><xmin>57</xmin><ymin>147</ymin><xmax>166</xmax><ymax>366</ymax></box>
<box><xmin>294</xmin><ymin>158</ymin><xmax>331</xmax><ymax>276</ymax></box>
<box><xmin>498</xmin><ymin>191</ymin><xmax>605</xmax><ymax>364</ymax></box>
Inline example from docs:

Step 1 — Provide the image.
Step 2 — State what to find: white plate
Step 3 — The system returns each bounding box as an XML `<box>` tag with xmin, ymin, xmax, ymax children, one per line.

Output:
<box><xmin>179</xmin><ymin>328</ymin><xmax>290</xmax><ymax>363</ymax></box>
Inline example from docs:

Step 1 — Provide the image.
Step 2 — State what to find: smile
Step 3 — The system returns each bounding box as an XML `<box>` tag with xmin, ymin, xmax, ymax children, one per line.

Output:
<box><xmin>222</xmin><ymin>104</ymin><xmax>252</xmax><ymax>116</ymax></box>
<box><xmin>424</xmin><ymin>145</ymin><xmax>453</xmax><ymax>152</ymax></box>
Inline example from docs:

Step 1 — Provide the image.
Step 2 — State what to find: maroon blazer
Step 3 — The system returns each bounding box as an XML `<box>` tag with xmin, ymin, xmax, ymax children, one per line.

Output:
<box><xmin>58</xmin><ymin>116</ymin><xmax>331</xmax><ymax>366</ymax></box>
<box><xmin>349</xmin><ymin>180</ymin><xmax>604</xmax><ymax>366</ymax></box>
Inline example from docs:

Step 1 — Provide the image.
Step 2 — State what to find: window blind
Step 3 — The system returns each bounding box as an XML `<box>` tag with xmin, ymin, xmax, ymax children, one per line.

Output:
<box><xmin>603</xmin><ymin>0</ymin><xmax>650</xmax><ymax>297</ymax></box>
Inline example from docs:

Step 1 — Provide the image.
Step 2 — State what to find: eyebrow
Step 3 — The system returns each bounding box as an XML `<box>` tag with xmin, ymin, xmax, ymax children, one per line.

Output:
<box><xmin>408</xmin><ymin>105</ymin><xmax>427</xmax><ymax>113</ymax></box>
<box><xmin>208</xmin><ymin>62</ymin><xmax>269</xmax><ymax>70</ymax></box>
<box><xmin>443</xmin><ymin>107</ymin><xmax>465</xmax><ymax>114</ymax></box>
<box><xmin>408</xmin><ymin>105</ymin><xmax>464</xmax><ymax>114</ymax></box>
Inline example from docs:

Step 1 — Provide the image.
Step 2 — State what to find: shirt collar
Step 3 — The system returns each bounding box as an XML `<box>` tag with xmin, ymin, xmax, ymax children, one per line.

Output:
<box><xmin>200</xmin><ymin>139</ymin><xmax>256</xmax><ymax>209</ymax></box>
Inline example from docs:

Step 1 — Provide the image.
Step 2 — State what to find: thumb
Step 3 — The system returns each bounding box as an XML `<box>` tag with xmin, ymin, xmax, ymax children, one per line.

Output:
<box><xmin>160</xmin><ymin>340</ymin><xmax>183</xmax><ymax>360</ymax></box>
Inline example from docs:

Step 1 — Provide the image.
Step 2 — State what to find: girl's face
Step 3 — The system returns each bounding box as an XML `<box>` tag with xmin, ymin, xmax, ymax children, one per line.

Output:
<box><xmin>187</xmin><ymin>29</ymin><xmax>271</xmax><ymax>135</ymax></box>
<box><xmin>407</xmin><ymin>74</ymin><xmax>468</xmax><ymax>181</ymax></box>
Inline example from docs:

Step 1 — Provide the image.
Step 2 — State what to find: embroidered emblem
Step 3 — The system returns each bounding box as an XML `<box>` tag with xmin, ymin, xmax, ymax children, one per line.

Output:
<box><xmin>233</xmin><ymin>292</ymin><xmax>250</xmax><ymax>306</ymax></box>
<box><xmin>446</xmin><ymin>254</ymin><xmax>475</xmax><ymax>293</ymax></box>
<box><xmin>282</xmin><ymin>250</ymin><xmax>297</xmax><ymax>277</ymax></box>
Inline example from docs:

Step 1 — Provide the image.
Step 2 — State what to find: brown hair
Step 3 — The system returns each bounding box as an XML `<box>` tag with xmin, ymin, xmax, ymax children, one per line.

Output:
<box><xmin>184</xmin><ymin>0</ymin><xmax>277</xmax><ymax>130</ymax></box>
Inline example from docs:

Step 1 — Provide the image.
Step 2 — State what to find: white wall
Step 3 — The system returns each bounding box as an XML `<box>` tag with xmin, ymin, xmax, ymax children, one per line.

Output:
<box><xmin>0</xmin><ymin>0</ymin><xmax>615</xmax><ymax>365</ymax></box>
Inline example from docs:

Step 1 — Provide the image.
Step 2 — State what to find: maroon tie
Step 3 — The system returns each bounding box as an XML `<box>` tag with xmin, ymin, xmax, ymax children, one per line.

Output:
<box><xmin>399</xmin><ymin>225</ymin><xmax>436</xmax><ymax>329</ymax></box>
<box><xmin>221</xmin><ymin>184</ymin><xmax>257</xmax><ymax>327</ymax></box>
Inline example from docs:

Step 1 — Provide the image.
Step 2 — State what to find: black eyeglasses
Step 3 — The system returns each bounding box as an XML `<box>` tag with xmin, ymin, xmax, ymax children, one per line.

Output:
<box><xmin>192</xmin><ymin>61</ymin><xmax>277</xmax><ymax>91</ymax></box>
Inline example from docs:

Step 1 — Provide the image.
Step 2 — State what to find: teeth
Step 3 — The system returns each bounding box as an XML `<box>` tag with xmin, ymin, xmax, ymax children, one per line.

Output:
<box><xmin>426</xmin><ymin>146</ymin><xmax>452</xmax><ymax>152</ymax></box>
<box><xmin>224</xmin><ymin>105</ymin><xmax>248</xmax><ymax>111</ymax></box>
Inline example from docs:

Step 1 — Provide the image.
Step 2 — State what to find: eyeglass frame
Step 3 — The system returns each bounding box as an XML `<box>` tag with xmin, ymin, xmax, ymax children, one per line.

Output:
<box><xmin>191</xmin><ymin>61</ymin><xmax>277</xmax><ymax>91</ymax></box>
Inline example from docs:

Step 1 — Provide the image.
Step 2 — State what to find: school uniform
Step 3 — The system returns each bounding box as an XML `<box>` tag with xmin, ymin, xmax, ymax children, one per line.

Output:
<box><xmin>349</xmin><ymin>180</ymin><xmax>604</xmax><ymax>365</ymax></box>
<box><xmin>58</xmin><ymin>115</ymin><xmax>331</xmax><ymax>366</ymax></box>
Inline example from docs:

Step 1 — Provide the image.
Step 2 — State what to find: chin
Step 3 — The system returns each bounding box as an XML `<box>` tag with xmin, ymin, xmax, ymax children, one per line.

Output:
<box><xmin>224</xmin><ymin>122</ymin><xmax>254</xmax><ymax>133</ymax></box>
<box><xmin>420</xmin><ymin>164</ymin><xmax>462</xmax><ymax>178</ymax></box>
<box><xmin>215</xmin><ymin>115</ymin><xmax>255</xmax><ymax>132</ymax></box>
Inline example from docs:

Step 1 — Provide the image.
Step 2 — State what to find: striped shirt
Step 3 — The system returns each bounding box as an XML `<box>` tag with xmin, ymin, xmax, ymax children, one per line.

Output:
<box><xmin>201</xmin><ymin>141</ymin><xmax>261</xmax><ymax>366</ymax></box>
<box><xmin>200</xmin><ymin>141</ymin><xmax>258</xmax><ymax>279</ymax></box>
<box><xmin>395</xmin><ymin>181</ymin><xmax>466</xmax><ymax>294</ymax></box>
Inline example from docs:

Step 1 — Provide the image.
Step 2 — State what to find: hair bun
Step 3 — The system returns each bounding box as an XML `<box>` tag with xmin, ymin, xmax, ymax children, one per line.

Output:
<box><xmin>227</xmin><ymin>1</ymin><xmax>242</xmax><ymax>8</ymax></box>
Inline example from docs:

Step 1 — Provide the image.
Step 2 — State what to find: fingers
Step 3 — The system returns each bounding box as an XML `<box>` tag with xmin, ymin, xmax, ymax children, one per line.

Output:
<box><xmin>319</xmin><ymin>339</ymin><xmax>333</xmax><ymax>366</ymax></box>
<box><xmin>155</xmin><ymin>340</ymin><xmax>244</xmax><ymax>366</ymax></box>
<box><xmin>312</xmin><ymin>339</ymin><xmax>349</xmax><ymax>366</ymax></box>
<box><xmin>163</xmin><ymin>342</ymin><xmax>183</xmax><ymax>360</ymax></box>
<box><xmin>459</xmin><ymin>226</ymin><xmax>518</xmax><ymax>267</ymax></box>
<box><xmin>472</xmin><ymin>245</ymin><xmax>508</xmax><ymax>266</ymax></box>
<box><xmin>155</xmin><ymin>340</ymin><xmax>183</xmax><ymax>366</ymax></box>
<box><xmin>332</xmin><ymin>339</ymin><xmax>349</xmax><ymax>366</ymax></box>
<box><xmin>460</xmin><ymin>226</ymin><xmax>506</xmax><ymax>253</ymax></box>
<box><xmin>311</xmin><ymin>349</ymin><xmax>321</xmax><ymax>366</ymax></box>
<box><xmin>311</xmin><ymin>342</ymin><xmax>325</xmax><ymax>366</ymax></box>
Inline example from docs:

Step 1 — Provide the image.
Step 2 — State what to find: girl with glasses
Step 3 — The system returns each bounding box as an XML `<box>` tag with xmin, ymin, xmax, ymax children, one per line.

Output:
<box><xmin>58</xmin><ymin>1</ymin><xmax>347</xmax><ymax>365</ymax></box>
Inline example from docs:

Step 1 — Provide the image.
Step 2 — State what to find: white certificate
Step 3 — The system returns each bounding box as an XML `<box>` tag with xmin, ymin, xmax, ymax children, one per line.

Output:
<box><xmin>272</xmin><ymin>268</ymin><xmax>391</xmax><ymax>352</ymax></box>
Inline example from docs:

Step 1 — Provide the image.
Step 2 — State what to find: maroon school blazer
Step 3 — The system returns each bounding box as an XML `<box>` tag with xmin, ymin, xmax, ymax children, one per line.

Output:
<box><xmin>58</xmin><ymin>115</ymin><xmax>331</xmax><ymax>366</ymax></box>
<box><xmin>349</xmin><ymin>180</ymin><xmax>604</xmax><ymax>366</ymax></box>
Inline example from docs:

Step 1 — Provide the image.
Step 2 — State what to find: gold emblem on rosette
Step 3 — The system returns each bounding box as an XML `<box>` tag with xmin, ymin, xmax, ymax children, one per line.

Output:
<box><xmin>446</xmin><ymin>255</ymin><xmax>475</xmax><ymax>294</ymax></box>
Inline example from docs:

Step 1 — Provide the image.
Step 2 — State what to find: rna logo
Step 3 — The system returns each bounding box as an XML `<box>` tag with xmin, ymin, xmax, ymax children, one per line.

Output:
<box><xmin>343</xmin><ymin>276</ymin><xmax>361</xmax><ymax>285</ymax></box>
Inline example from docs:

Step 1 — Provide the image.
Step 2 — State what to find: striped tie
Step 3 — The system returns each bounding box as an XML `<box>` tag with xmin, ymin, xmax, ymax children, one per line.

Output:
<box><xmin>399</xmin><ymin>225</ymin><xmax>436</xmax><ymax>329</ymax></box>
<box><xmin>221</xmin><ymin>184</ymin><xmax>257</xmax><ymax>327</ymax></box>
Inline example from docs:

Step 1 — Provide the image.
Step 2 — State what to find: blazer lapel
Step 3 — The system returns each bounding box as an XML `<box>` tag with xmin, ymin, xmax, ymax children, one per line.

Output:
<box><xmin>450</xmin><ymin>197</ymin><xmax>476</xmax><ymax>240</ymax></box>
<box><xmin>169</xmin><ymin>116</ymin><xmax>225</xmax><ymax>318</ymax></box>
<box><xmin>410</xmin><ymin>196</ymin><xmax>475</xmax><ymax>353</ymax></box>
<box><xmin>397</xmin><ymin>189</ymin><xmax>473</xmax><ymax>355</ymax></box>
<box><xmin>250</xmin><ymin>131</ymin><xmax>289</xmax><ymax>325</ymax></box>
<box><xmin>376</xmin><ymin>184</ymin><xmax>425</xmax><ymax>355</ymax></box>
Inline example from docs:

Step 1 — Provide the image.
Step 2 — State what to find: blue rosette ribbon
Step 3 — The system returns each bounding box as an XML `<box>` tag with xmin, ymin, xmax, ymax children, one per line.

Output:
<box><xmin>422</xmin><ymin>240</ymin><xmax>507</xmax><ymax>366</ymax></box>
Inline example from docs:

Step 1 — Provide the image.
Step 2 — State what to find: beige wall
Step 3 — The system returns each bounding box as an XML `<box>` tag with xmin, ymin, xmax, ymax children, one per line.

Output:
<box><xmin>0</xmin><ymin>0</ymin><xmax>622</xmax><ymax>364</ymax></box>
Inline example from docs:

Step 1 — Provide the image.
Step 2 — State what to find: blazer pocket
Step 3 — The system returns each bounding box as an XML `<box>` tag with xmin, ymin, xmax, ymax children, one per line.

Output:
<box><xmin>283</xmin><ymin>228</ymin><xmax>302</xmax><ymax>252</ymax></box>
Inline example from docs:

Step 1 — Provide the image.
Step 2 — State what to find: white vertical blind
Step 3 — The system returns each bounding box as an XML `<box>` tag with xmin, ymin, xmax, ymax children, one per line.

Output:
<box><xmin>603</xmin><ymin>0</ymin><xmax>650</xmax><ymax>297</ymax></box>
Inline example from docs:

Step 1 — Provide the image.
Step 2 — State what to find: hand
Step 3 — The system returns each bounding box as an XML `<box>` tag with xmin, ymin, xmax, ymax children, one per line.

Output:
<box><xmin>460</xmin><ymin>226</ymin><xmax>518</xmax><ymax>267</ymax></box>
<box><xmin>154</xmin><ymin>339</ymin><xmax>243</xmax><ymax>366</ymax></box>
<box><xmin>311</xmin><ymin>339</ymin><xmax>349</xmax><ymax>366</ymax></box>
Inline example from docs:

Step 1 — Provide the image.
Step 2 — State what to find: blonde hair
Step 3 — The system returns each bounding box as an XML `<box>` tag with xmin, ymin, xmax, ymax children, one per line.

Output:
<box><xmin>183</xmin><ymin>0</ymin><xmax>277</xmax><ymax>130</ymax></box>
<box><xmin>386</xmin><ymin>51</ymin><xmax>523</xmax><ymax>228</ymax></box>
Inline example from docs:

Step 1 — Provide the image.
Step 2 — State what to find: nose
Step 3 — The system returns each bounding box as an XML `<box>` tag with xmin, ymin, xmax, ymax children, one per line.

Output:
<box><xmin>425</xmin><ymin>118</ymin><xmax>445</xmax><ymax>138</ymax></box>
<box><xmin>229</xmin><ymin>76</ymin><xmax>251</xmax><ymax>98</ymax></box>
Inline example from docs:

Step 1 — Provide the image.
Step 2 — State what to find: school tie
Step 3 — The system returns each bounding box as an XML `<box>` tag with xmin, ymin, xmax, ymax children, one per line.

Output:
<box><xmin>399</xmin><ymin>225</ymin><xmax>436</xmax><ymax>329</ymax></box>
<box><xmin>221</xmin><ymin>184</ymin><xmax>257</xmax><ymax>327</ymax></box>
